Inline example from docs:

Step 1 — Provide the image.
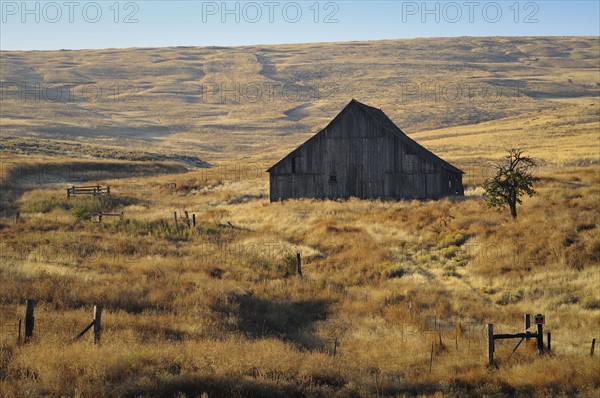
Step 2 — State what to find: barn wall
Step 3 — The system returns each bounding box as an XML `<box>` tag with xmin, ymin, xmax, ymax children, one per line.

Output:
<box><xmin>269</xmin><ymin>105</ymin><xmax>464</xmax><ymax>201</ymax></box>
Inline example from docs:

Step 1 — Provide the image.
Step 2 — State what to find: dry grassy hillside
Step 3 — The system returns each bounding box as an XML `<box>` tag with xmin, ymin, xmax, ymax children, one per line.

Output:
<box><xmin>1</xmin><ymin>36</ymin><xmax>598</xmax><ymax>165</ymax></box>
<box><xmin>0</xmin><ymin>159</ymin><xmax>599</xmax><ymax>397</ymax></box>
<box><xmin>0</xmin><ymin>36</ymin><xmax>599</xmax><ymax>397</ymax></box>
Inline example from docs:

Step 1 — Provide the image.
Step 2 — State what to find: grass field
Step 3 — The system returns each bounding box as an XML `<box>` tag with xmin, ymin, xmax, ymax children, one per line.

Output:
<box><xmin>0</xmin><ymin>36</ymin><xmax>599</xmax><ymax>397</ymax></box>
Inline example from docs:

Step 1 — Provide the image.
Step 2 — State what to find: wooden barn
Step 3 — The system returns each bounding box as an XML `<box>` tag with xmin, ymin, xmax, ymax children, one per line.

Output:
<box><xmin>267</xmin><ymin>99</ymin><xmax>464</xmax><ymax>202</ymax></box>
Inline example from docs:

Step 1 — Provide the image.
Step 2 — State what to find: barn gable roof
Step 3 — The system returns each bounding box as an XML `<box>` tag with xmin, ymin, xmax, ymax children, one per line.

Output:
<box><xmin>267</xmin><ymin>99</ymin><xmax>464</xmax><ymax>174</ymax></box>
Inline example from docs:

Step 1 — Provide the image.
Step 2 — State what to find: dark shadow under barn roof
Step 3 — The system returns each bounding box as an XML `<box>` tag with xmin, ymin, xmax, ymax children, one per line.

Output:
<box><xmin>268</xmin><ymin>99</ymin><xmax>464</xmax><ymax>175</ymax></box>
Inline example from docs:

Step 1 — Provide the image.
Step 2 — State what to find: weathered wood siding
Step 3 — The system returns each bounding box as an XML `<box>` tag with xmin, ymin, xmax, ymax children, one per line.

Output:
<box><xmin>269</xmin><ymin>103</ymin><xmax>463</xmax><ymax>201</ymax></box>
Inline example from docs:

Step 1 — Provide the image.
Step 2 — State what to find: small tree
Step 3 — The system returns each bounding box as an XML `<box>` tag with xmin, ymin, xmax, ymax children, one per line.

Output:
<box><xmin>483</xmin><ymin>149</ymin><xmax>536</xmax><ymax>219</ymax></box>
<box><xmin>70</xmin><ymin>203</ymin><xmax>93</xmax><ymax>221</ymax></box>
<box><xmin>279</xmin><ymin>252</ymin><xmax>298</xmax><ymax>278</ymax></box>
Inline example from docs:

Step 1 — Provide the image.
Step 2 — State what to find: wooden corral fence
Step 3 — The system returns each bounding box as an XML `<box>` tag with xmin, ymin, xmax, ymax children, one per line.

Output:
<box><xmin>67</xmin><ymin>185</ymin><xmax>110</xmax><ymax>199</ymax></box>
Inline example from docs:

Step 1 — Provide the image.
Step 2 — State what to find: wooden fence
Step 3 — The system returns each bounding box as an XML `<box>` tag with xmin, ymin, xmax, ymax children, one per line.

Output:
<box><xmin>17</xmin><ymin>300</ymin><xmax>103</xmax><ymax>345</ymax></box>
<box><xmin>96</xmin><ymin>211</ymin><xmax>124</xmax><ymax>222</ymax></box>
<box><xmin>13</xmin><ymin>299</ymin><xmax>598</xmax><ymax>365</ymax></box>
<box><xmin>67</xmin><ymin>185</ymin><xmax>110</xmax><ymax>199</ymax></box>
<box><xmin>487</xmin><ymin>313</ymin><xmax>554</xmax><ymax>366</ymax></box>
<box><xmin>173</xmin><ymin>210</ymin><xmax>196</xmax><ymax>227</ymax></box>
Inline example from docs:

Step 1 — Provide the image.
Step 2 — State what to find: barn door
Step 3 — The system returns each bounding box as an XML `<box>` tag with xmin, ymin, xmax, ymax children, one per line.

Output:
<box><xmin>347</xmin><ymin>165</ymin><xmax>363</xmax><ymax>198</ymax></box>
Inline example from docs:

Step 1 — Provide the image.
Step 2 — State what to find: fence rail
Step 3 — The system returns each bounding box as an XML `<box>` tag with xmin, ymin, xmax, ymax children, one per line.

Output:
<box><xmin>67</xmin><ymin>185</ymin><xmax>110</xmax><ymax>199</ymax></box>
<box><xmin>96</xmin><ymin>211</ymin><xmax>124</xmax><ymax>222</ymax></box>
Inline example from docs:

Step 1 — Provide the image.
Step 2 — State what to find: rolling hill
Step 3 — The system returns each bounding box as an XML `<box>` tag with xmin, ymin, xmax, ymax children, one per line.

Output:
<box><xmin>1</xmin><ymin>36</ymin><xmax>598</xmax><ymax>167</ymax></box>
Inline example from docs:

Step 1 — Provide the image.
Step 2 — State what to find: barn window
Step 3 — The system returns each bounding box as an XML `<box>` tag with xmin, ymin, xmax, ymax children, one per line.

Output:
<box><xmin>291</xmin><ymin>157</ymin><xmax>296</xmax><ymax>174</ymax></box>
<box><xmin>329</xmin><ymin>175</ymin><xmax>337</xmax><ymax>183</ymax></box>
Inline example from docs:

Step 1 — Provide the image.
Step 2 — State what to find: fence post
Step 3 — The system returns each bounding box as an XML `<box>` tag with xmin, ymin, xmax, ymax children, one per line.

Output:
<box><xmin>591</xmin><ymin>338</ymin><xmax>596</xmax><ymax>356</ymax></box>
<box><xmin>296</xmin><ymin>252</ymin><xmax>302</xmax><ymax>277</ymax></box>
<box><xmin>24</xmin><ymin>300</ymin><xmax>35</xmax><ymax>342</ymax></box>
<box><xmin>429</xmin><ymin>340</ymin><xmax>434</xmax><ymax>373</ymax></box>
<box><xmin>455</xmin><ymin>330</ymin><xmax>458</xmax><ymax>352</ymax></box>
<box><xmin>17</xmin><ymin>318</ymin><xmax>22</xmax><ymax>343</ymax></box>
<box><xmin>173</xmin><ymin>211</ymin><xmax>178</xmax><ymax>226</ymax></box>
<box><xmin>536</xmin><ymin>323</ymin><xmax>544</xmax><ymax>353</ymax></box>
<box><xmin>487</xmin><ymin>324</ymin><xmax>494</xmax><ymax>366</ymax></box>
<box><xmin>93</xmin><ymin>306</ymin><xmax>102</xmax><ymax>344</ymax></box>
<box><xmin>192</xmin><ymin>214</ymin><xmax>196</xmax><ymax>227</ymax></box>
<box><xmin>524</xmin><ymin>313</ymin><xmax>530</xmax><ymax>330</ymax></box>
<box><xmin>547</xmin><ymin>332</ymin><xmax>551</xmax><ymax>352</ymax></box>
<box><xmin>333</xmin><ymin>337</ymin><xmax>338</xmax><ymax>357</ymax></box>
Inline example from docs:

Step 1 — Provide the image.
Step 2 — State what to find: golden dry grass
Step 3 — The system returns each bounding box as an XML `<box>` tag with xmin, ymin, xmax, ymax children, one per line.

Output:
<box><xmin>1</xmin><ymin>35</ymin><xmax>599</xmax><ymax>397</ymax></box>
<box><xmin>0</xmin><ymin>157</ymin><xmax>599</xmax><ymax>397</ymax></box>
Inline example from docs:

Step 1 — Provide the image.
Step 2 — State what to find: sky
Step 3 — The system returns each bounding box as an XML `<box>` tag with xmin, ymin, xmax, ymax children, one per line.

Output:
<box><xmin>0</xmin><ymin>1</ymin><xmax>599</xmax><ymax>50</ymax></box>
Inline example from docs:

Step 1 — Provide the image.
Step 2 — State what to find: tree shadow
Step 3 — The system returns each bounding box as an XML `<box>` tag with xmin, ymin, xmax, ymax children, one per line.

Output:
<box><xmin>214</xmin><ymin>292</ymin><xmax>332</xmax><ymax>351</ymax></box>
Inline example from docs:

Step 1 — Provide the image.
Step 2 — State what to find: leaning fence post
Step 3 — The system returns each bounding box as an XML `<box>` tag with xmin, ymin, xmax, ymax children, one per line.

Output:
<box><xmin>296</xmin><ymin>252</ymin><xmax>302</xmax><ymax>277</ymax></box>
<box><xmin>93</xmin><ymin>306</ymin><xmax>102</xmax><ymax>344</ymax></box>
<box><xmin>24</xmin><ymin>300</ymin><xmax>35</xmax><ymax>343</ymax></box>
<box><xmin>591</xmin><ymin>338</ymin><xmax>596</xmax><ymax>356</ymax></box>
<box><xmin>487</xmin><ymin>324</ymin><xmax>494</xmax><ymax>366</ymax></box>
<box><xmin>429</xmin><ymin>340</ymin><xmax>434</xmax><ymax>373</ymax></box>
<box><xmin>192</xmin><ymin>214</ymin><xmax>196</xmax><ymax>227</ymax></box>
